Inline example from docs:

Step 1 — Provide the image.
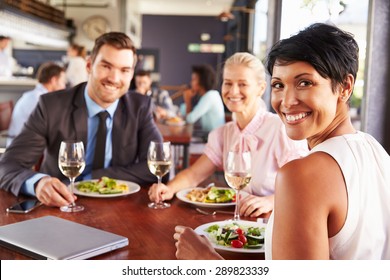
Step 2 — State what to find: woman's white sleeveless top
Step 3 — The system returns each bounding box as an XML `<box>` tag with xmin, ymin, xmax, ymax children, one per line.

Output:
<box><xmin>265</xmin><ymin>132</ymin><xmax>390</xmax><ymax>259</ymax></box>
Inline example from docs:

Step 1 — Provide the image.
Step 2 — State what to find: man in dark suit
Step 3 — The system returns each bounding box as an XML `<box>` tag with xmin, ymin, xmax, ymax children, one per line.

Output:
<box><xmin>0</xmin><ymin>32</ymin><xmax>163</xmax><ymax>208</ymax></box>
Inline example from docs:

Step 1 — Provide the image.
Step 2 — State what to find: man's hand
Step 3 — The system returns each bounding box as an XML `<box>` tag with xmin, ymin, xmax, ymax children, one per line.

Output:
<box><xmin>155</xmin><ymin>106</ymin><xmax>168</xmax><ymax>119</ymax></box>
<box><xmin>35</xmin><ymin>176</ymin><xmax>76</xmax><ymax>207</ymax></box>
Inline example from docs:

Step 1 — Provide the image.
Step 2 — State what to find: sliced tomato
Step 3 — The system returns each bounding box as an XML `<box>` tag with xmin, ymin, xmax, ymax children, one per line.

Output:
<box><xmin>231</xmin><ymin>240</ymin><xmax>244</xmax><ymax>248</ymax></box>
<box><xmin>238</xmin><ymin>234</ymin><xmax>247</xmax><ymax>245</ymax></box>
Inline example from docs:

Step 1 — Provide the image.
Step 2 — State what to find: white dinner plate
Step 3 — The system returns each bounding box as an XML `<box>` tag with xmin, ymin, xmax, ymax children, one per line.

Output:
<box><xmin>176</xmin><ymin>187</ymin><xmax>236</xmax><ymax>208</ymax></box>
<box><xmin>73</xmin><ymin>179</ymin><xmax>141</xmax><ymax>198</ymax></box>
<box><xmin>194</xmin><ymin>220</ymin><xmax>266</xmax><ymax>253</ymax></box>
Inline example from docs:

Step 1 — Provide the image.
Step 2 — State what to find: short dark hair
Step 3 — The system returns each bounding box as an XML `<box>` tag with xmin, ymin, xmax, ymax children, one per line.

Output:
<box><xmin>0</xmin><ymin>35</ymin><xmax>10</xmax><ymax>40</ymax></box>
<box><xmin>89</xmin><ymin>32</ymin><xmax>137</xmax><ymax>65</ymax></box>
<box><xmin>36</xmin><ymin>62</ymin><xmax>64</xmax><ymax>84</ymax></box>
<box><xmin>191</xmin><ymin>64</ymin><xmax>216</xmax><ymax>92</ymax></box>
<box><xmin>265</xmin><ymin>23</ymin><xmax>359</xmax><ymax>92</ymax></box>
<box><xmin>69</xmin><ymin>43</ymin><xmax>87</xmax><ymax>58</ymax></box>
<box><xmin>135</xmin><ymin>69</ymin><xmax>151</xmax><ymax>78</ymax></box>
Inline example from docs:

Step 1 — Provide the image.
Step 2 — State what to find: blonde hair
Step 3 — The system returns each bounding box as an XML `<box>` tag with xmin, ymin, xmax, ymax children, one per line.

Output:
<box><xmin>225</xmin><ymin>52</ymin><xmax>267</xmax><ymax>114</ymax></box>
<box><xmin>224</xmin><ymin>52</ymin><xmax>266</xmax><ymax>81</ymax></box>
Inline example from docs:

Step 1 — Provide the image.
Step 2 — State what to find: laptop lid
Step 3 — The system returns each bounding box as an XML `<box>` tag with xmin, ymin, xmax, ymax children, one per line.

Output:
<box><xmin>0</xmin><ymin>216</ymin><xmax>128</xmax><ymax>260</ymax></box>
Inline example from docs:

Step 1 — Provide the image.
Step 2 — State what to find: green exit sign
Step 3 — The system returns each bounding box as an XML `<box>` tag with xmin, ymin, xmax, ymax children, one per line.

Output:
<box><xmin>188</xmin><ymin>43</ymin><xmax>225</xmax><ymax>53</ymax></box>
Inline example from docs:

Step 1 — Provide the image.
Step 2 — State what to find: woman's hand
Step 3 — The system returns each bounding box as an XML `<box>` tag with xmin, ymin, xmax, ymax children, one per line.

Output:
<box><xmin>174</xmin><ymin>226</ymin><xmax>223</xmax><ymax>260</ymax></box>
<box><xmin>239</xmin><ymin>194</ymin><xmax>274</xmax><ymax>217</ymax></box>
<box><xmin>148</xmin><ymin>182</ymin><xmax>175</xmax><ymax>203</ymax></box>
<box><xmin>183</xmin><ymin>89</ymin><xmax>195</xmax><ymax>114</ymax></box>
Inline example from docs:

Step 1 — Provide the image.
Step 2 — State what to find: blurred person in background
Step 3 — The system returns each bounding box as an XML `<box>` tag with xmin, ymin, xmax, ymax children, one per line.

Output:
<box><xmin>180</xmin><ymin>64</ymin><xmax>225</xmax><ymax>140</ymax></box>
<box><xmin>134</xmin><ymin>70</ymin><xmax>177</xmax><ymax>120</ymax></box>
<box><xmin>7</xmin><ymin>62</ymin><xmax>66</xmax><ymax>146</ymax></box>
<box><xmin>0</xmin><ymin>35</ymin><xmax>14</xmax><ymax>77</ymax></box>
<box><xmin>65</xmin><ymin>43</ymin><xmax>88</xmax><ymax>87</ymax></box>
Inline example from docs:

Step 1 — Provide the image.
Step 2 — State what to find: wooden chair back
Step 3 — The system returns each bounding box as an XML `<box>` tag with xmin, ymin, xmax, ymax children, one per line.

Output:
<box><xmin>0</xmin><ymin>100</ymin><xmax>13</xmax><ymax>131</ymax></box>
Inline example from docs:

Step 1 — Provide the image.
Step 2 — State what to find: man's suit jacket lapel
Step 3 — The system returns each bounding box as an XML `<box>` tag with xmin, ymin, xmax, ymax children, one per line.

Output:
<box><xmin>71</xmin><ymin>84</ymin><xmax>88</xmax><ymax>152</ymax></box>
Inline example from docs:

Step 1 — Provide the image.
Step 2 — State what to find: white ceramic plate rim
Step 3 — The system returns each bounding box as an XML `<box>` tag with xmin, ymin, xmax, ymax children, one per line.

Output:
<box><xmin>73</xmin><ymin>179</ymin><xmax>141</xmax><ymax>198</ymax></box>
<box><xmin>176</xmin><ymin>187</ymin><xmax>235</xmax><ymax>208</ymax></box>
<box><xmin>194</xmin><ymin>220</ymin><xmax>266</xmax><ymax>253</ymax></box>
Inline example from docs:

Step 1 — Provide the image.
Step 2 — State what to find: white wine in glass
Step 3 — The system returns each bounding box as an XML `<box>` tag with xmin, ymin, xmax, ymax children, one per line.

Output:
<box><xmin>147</xmin><ymin>141</ymin><xmax>172</xmax><ymax>209</ymax></box>
<box><xmin>224</xmin><ymin>151</ymin><xmax>252</xmax><ymax>221</ymax></box>
<box><xmin>58</xmin><ymin>140</ymin><xmax>86</xmax><ymax>212</ymax></box>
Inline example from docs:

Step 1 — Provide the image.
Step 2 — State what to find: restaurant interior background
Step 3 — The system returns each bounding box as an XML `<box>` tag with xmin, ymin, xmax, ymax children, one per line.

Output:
<box><xmin>0</xmin><ymin>0</ymin><xmax>389</xmax><ymax>153</ymax></box>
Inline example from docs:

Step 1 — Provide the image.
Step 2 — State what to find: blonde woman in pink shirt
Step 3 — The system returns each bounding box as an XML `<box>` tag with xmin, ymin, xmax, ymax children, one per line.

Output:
<box><xmin>148</xmin><ymin>52</ymin><xmax>308</xmax><ymax>217</ymax></box>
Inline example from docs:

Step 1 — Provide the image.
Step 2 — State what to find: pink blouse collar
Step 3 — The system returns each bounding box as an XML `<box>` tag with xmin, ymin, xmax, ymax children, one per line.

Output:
<box><xmin>231</xmin><ymin>109</ymin><xmax>267</xmax><ymax>152</ymax></box>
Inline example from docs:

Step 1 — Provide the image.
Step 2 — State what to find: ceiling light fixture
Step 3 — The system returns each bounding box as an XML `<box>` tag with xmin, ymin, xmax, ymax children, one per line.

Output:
<box><xmin>200</xmin><ymin>33</ymin><xmax>211</xmax><ymax>41</ymax></box>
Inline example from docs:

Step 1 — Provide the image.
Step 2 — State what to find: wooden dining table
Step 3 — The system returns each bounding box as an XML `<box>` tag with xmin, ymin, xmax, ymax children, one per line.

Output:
<box><xmin>0</xmin><ymin>186</ymin><xmax>266</xmax><ymax>260</ymax></box>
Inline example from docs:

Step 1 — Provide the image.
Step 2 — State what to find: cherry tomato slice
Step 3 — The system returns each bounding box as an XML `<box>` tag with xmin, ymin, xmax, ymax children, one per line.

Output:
<box><xmin>231</xmin><ymin>240</ymin><xmax>244</xmax><ymax>248</ymax></box>
<box><xmin>238</xmin><ymin>234</ymin><xmax>247</xmax><ymax>244</ymax></box>
<box><xmin>236</xmin><ymin>228</ymin><xmax>244</xmax><ymax>235</ymax></box>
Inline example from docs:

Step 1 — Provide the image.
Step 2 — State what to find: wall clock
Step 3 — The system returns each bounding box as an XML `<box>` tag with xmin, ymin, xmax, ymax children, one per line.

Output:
<box><xmin>82</xmin><ymin>15</ymin><xmax>111</xmax><ymax>40</ymax></box>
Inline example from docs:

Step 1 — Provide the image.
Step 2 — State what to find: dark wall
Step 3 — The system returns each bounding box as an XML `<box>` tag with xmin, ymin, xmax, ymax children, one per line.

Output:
<box><xmin>13</xmin><ymin>49</ymin><xmax>65</xmax><ymax>73</ymax></box>
<box><xmin>141</xmin><ymin>15</ymin><xmax>226</xmax><ymax>88</ymax></box>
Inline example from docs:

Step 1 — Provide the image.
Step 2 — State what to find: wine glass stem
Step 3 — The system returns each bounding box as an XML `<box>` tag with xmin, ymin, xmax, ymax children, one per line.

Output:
<box><xmin>156</xmin><ymin>175</ymin><xmax>162</xmax><ymax>204</ymax></box>
<box><xmin>234</xmin><ymin>189</ymin><xmax>240</xmax><ymax>221</ymax></box>
<box><xmin>69</xmin><ymin>177</ymin><xmax>76</xmax><ymax>207</ymax></box>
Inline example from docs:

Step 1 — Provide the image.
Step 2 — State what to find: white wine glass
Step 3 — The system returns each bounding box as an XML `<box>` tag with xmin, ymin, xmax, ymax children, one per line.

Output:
<box><xmin>224</xmin><ymin>150</ymin><xmax>252</xmax><ymax>221</ymax></box>
<box><xmin>58</xmin><ymin>140</ymin><xmax>86</xmax><ymax>212</ymax></box>
<box><xmin>147</xmin><ymin>141</ymin><xmax>172</xmax><ymax>209</ymax></box>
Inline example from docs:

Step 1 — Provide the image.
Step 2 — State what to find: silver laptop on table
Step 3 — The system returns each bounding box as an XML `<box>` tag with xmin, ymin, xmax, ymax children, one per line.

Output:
<box><xmin>0</xmin><ymin>216</ymin><xmax>128</xmax><ymax>260</ymax></box>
